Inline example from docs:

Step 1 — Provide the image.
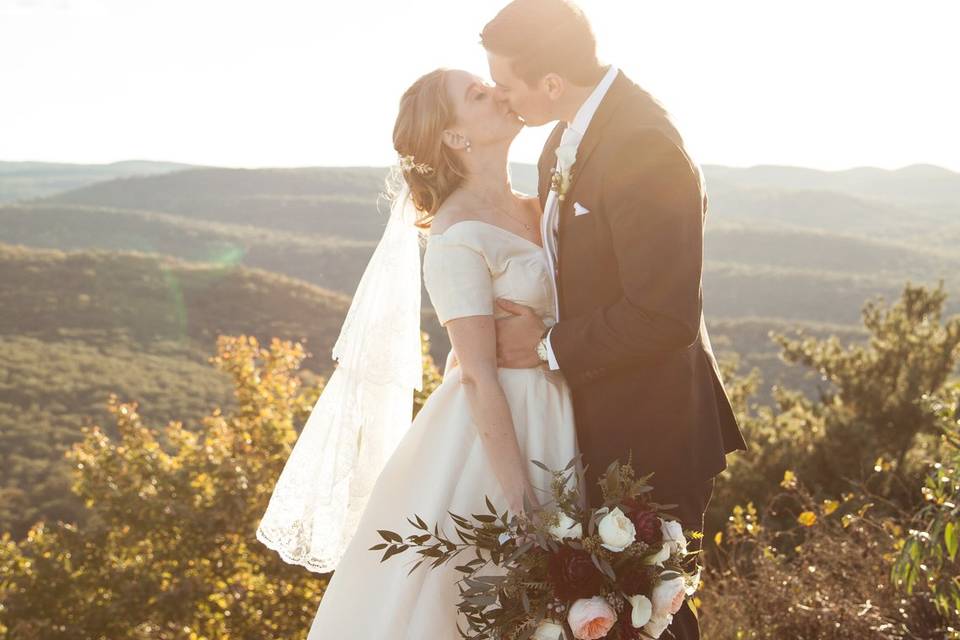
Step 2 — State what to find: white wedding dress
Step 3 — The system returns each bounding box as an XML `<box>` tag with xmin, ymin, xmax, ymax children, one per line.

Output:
<box><xmin>306</xmin><ymin>220</ymin><xmax>582</xmax><ymax>639</ymax></box>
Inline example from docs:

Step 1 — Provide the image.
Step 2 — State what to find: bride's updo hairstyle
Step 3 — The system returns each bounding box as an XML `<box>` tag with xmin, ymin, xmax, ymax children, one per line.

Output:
<box><xmin>391</xmin><ymin>69</ymin><xmax>467</xmax><ymax>228</ymax></box>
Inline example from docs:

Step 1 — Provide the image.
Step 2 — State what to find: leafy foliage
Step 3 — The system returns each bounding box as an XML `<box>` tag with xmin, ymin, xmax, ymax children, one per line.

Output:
<box><xmin>0</xmin><ymin>334</ymin><xmax>234</xmax><ymax>537</ymax></box>
<box><xmin>0</xmin><ymin>331</ymin><xmax>442</xmax><ymax>638</ymax></box>
<box><xmin>709</xmin><ymin>282</ymin><xmax>960</xmax><ymax>534</ymax></box>
<box><xmin>700</xmin><ymin>283</ymin><xmax>960</xmax><ymax>638</ymax></box>
<box><xmin>0</xmin><ymin>336</ymin><xmax>332</xmax><ymax>638</ymax></box>
<box><xmin>891</xmin><ymin>381</ymin><xmax>960</xmax><ymax>624</ymax></box>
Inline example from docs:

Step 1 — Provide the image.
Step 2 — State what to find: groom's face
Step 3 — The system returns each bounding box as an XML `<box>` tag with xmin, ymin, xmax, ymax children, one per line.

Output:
<box><xmin>486</xmin><ymin>52</ymin><xmax>557</xmax><ymax>127</ymax></box>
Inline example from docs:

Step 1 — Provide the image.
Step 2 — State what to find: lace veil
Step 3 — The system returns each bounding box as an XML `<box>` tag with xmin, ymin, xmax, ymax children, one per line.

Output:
<box><xmin>256</xmin><ymin>179</ymin><xmax>424</xmax><ymax>573</ymax></box>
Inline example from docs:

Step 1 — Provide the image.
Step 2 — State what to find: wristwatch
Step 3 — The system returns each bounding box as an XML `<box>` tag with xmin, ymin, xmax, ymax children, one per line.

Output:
<box><xmin>535</xmin><ymin>328</ymin><xmax>550</xmax><ymax>363</ymax></box>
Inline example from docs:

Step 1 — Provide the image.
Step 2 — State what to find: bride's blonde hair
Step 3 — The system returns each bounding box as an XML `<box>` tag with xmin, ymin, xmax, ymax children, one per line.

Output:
<box><xmin>391</xmin><ymin>69</ymin><xmax>467</xmax><ymax>228</ymax></box>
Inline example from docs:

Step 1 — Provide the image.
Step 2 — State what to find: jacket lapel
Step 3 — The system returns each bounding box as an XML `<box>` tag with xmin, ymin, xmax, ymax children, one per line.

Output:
<box><xmin>560</xmin><ymin>70</ymin><xmax>632</xmax><ymax>221</ymax></box>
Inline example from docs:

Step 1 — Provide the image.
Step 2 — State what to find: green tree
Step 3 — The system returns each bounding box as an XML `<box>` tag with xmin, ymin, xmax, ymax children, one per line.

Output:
<box><xmin>775</xmin><ymin>282</ymin><xmax>960</xmax><ymax>489</ymax></box>
<box><xmin>710</xmin><ymin>283</ymin><xmax>960</xmax><ymax>534</ymax></box>
<box><xmin>0</xmin><ymin>333</ymin><xmax>441</xmax><ymax>638</ymax></box>
<box><xmin>700</xmin><ymin>283</ymin><xmax>960</xmax><ymax>638</ymax></box>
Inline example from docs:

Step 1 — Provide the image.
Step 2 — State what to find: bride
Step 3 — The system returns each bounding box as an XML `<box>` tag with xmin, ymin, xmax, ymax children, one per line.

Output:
<box><xmin>257</xmin><ymin>67</ymin><xmax>582</xmax><ymax>638</ymax></box>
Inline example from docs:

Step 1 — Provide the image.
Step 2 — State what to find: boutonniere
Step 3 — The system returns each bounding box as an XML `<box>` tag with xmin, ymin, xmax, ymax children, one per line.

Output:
<box><xmin>550</xmin><ymin>142</ymin><xmax>578</xmax><ymax>201</ymax></box>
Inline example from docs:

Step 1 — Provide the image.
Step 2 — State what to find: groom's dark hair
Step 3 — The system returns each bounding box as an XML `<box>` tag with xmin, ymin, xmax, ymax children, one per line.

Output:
<box><xmin>481</xmin><ymin>0</ymin><xmax>601</xmax><ymax>87</ymax></box>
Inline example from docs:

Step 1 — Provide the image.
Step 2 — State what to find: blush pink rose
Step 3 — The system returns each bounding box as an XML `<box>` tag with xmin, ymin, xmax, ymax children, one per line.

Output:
<box><xmin>651</xmin><ymin>576</ymin><xmax>687</xmax><ymax>617</ymax></box>
<box><xmin>567</xmin><ymin>596</ymin><xmax>617</xmax><ymax>640</ymax></box>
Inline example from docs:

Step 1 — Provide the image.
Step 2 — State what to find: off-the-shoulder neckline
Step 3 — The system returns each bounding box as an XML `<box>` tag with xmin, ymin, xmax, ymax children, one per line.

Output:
<box><xmin>427</xmin><ymin>219</ymin><xmax>543</xmax><ymax>250</ymax></box>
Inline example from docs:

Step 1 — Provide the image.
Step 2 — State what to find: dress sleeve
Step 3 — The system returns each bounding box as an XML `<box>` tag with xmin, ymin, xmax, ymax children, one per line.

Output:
<box><xmin>423</xmin><ymin>236</ymin><xmax>494</xmax><ymax>326</ymax></box>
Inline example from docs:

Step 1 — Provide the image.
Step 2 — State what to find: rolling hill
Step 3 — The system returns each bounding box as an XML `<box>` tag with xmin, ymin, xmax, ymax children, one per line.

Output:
<box><xmin>34</xmin><ymin>162</ymin><xmax>960</xmax><ymax>240</ymax></box>
<box><xmin>0</xmin><ymin>202</ymin><xmax>375</xmax><ymax>291</ymax></box>
<box><xmin>6</xmin><ymin>166</ymin><xmax>957</xmax><ymax>324</ymax></box>
<box><xmin>0</xmin><ymin>241</ymin><xmax>355</xmax><ymax>537</ymax></box>
<box><xmin>705</xmin><ymin>163</ymin><xmax>960</xmax><ymax>207</ymax></box>
<box><xmin>703</xmin><ymin>224</ymin><xmax>960</xmax><ymax>279</ymax></box>
<box><xmin>0</xmin><ymin>242</ymin><xmax>351</xmax><ymax>358</ymax></box>
<box><xmin>0</xmin><ymin>160</ymin><xmax>194</xmax><ymax>203</ymax></box>
<box><xmin>42</xmin><ymin>166</ymin><xmax>394</xmax><ymax>239</ymax></box>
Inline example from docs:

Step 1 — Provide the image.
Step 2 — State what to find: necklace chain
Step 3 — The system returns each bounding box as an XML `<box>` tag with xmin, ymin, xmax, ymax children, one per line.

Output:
<box><xmin>470</xmin><ymin>189</ymin><xmax>533</xmax><ymax>231</ymax></box>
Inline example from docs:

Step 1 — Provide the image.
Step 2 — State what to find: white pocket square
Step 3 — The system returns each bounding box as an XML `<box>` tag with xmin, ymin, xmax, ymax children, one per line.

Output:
<box><xmin>573</xmin><ymin>202</ymin><xmax>590</xmax><ymax>216</ymax></box>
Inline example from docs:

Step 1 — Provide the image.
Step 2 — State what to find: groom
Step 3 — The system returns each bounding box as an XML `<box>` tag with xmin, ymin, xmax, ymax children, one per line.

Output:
<box><xmin>482</xmin><ymin>1</ymin><xmax>747</xmax><ymax>637</ymax></box>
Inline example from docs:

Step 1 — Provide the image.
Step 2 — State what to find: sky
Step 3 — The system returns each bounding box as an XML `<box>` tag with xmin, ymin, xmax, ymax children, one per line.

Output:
<box><xmin>1</xmin><ymin>0</ymin><xmax>958</xmax><ymax>172</ymax></box>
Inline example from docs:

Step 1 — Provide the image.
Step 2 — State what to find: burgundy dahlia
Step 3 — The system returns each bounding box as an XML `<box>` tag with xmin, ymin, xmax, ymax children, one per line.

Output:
<box><xmin>617</xmin><ymin>566</ymin><xmax>653</xmax><ymax>596</ymax></box>
<box><xmin>546</xmin><ymin>545</ymin><xmax>606</xmax><ymax>601</ymax></box>
<box><xmin>630</xmin><ymin>510</ymin><xmax>662</xmax><ymax>546</ymax></box>
<box><xmin>621</xmin><ymin>495</ymin><xmax>649</xmax><ymax>512</ymax></box>
<box><xmin>621</xmin><ymin>498</ymin><xmax>662</xmax><ymax>546</ymax></box>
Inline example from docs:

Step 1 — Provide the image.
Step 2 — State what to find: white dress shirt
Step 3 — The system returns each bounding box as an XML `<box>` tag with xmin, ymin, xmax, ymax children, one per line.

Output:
<box><xmin>542</xmin><ymin>64</ymin><xmax>619</xmax><ymax>370</ymax></box>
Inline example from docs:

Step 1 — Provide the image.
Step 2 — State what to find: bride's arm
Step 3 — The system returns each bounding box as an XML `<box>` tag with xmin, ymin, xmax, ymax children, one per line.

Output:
<box><xmin>444</xmin><ymin>313</ymin><xmax>540</xmax><ymax>515</ymax></box>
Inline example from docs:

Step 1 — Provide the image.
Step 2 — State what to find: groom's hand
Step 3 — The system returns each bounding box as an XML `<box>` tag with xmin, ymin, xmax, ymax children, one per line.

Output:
<box><xmin>494</xmin><ymin>298</ymin><xmax>545</xmax><ymax>368</ymax></box>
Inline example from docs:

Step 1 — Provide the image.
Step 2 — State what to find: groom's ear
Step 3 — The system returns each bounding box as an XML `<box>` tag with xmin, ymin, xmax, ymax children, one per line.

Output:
<box><xmin>541</xmin><ymin>73</ymin><xmax>566</xmax><ymax>101</ymax></box>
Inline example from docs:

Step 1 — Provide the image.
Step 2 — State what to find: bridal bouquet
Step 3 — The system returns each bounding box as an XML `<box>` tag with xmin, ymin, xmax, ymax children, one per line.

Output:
<box><xmin>370</xmin><ymin>454</ymin><xmax>702</xmax><ymax>640</ymax></box>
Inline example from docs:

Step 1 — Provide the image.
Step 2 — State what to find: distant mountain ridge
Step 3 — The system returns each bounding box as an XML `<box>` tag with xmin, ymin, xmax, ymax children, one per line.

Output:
<box><xmin>703</xmin><ymin>163</ymin><xmax>960</xmax><ymax>206</ymax></box>
<box><xmin>7</xmin><ymin>159</ymin><xmax>958</xmax><ymax>210</ymax></box>
<box><xmin>41</xmin><ymin>166</ymin><xmax>396</xmax><ymax>239</ymax></box>
<box><xmin>0</xmin><ymin>159</ymin><xmax>194</xmax><ymax>176</ymax></box>
<box><xmin>0</xmin><ymin>160</ymin><xmax>195</xmax><ymax>203</ymax></box>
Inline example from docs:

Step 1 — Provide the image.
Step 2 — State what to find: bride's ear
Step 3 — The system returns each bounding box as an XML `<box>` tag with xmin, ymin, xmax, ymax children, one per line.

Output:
<box><xmin>442</xmin><ymin>129</ymin><xmax>470</xmax><ymax>152</ymax></box>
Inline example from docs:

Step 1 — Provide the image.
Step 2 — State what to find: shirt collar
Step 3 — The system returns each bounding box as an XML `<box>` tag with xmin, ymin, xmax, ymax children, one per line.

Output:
<box><xmin>566</xmin><ymin>64</ymin><xmax>619</xmax><ymax>138</ymax></box>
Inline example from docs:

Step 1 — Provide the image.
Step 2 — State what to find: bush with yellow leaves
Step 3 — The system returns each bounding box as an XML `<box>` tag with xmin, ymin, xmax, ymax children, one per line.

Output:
<box><xmin>0</xmin><ymin>333</ymin><xmax>442</xmax><ymax>639</ymax></box>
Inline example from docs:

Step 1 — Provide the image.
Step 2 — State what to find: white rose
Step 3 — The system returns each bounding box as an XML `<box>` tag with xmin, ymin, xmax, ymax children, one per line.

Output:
<box><xmin>548</xmin><ymin>511</ymin><xmax>583</xmax><ymax>541</ymax></box>
<box><xmin>660</xmin><ymin>519</ymin><xmax>687</xmax><ymax>556</ymax></box>
<box><xmin>642</xmin><ymin>543</ymin><xmax>670</xmax><ymax>567</ymax></box>
<box><xmin>651</xmin><ymin>576</ymin><xmax>687</xmax><ymax>618</ymax></box>
<box><xmin>554</xmin><ymin>143</ymin><xmax>578</xmax><ymax>172</ymax></box>
<box><xmin>642</xmin><ymin>613</ymin><xmax>673</xmax><ymax>639</ymax></box>
<box><xmin>531</xmin><ymin>619</ymin><xmax>565</xmax><ymax>640</ymax></box>
<box><xmin>597</xmin><ymin>507</ymin><xmax>636</xmax><ymax>552</ymax></box>
<box><xmin>627</xmin><ymin>594</ymin><xmax>652</xmax><ymax>628</ymax></box>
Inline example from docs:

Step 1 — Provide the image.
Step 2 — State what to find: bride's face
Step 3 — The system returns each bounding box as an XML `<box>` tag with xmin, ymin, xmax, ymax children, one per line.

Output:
<box><xmin>444</xmin><ymin>70</ymin><xmax>523</xmax><ymax>152</ymax></box>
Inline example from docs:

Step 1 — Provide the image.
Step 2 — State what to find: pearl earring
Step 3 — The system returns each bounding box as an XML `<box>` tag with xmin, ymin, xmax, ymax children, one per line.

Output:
<box><xmin>465</xmin><ymin>140</ymin><xmax>472</xmax><ymax>153</ymax></box>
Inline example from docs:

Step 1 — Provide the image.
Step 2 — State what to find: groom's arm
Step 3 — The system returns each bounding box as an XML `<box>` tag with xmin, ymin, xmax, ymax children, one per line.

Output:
<box><xmin>548</xmin><ymin>128</ymin><xmax>704</xmax><ymax>384</ymax></box>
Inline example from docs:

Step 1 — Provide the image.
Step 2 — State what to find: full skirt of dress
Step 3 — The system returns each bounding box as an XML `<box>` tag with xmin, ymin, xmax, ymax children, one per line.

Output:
<box><xmin>307</xmin><ymin>364</ymin><xmax>580</xmax><ymax>639</ymax></box>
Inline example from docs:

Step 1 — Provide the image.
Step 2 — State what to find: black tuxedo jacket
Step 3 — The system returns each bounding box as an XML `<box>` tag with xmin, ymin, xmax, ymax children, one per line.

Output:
<box><xmin>538</xmin><ymin>69</ymin><xmax>747</xmax><ymax>501</ymax></box>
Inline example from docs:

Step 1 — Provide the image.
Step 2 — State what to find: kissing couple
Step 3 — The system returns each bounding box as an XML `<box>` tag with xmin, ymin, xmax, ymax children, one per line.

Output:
<box><xmin>257</xmin><ymin>1</ymin><xmax>747</xmax><ymax>638</ymax></box>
